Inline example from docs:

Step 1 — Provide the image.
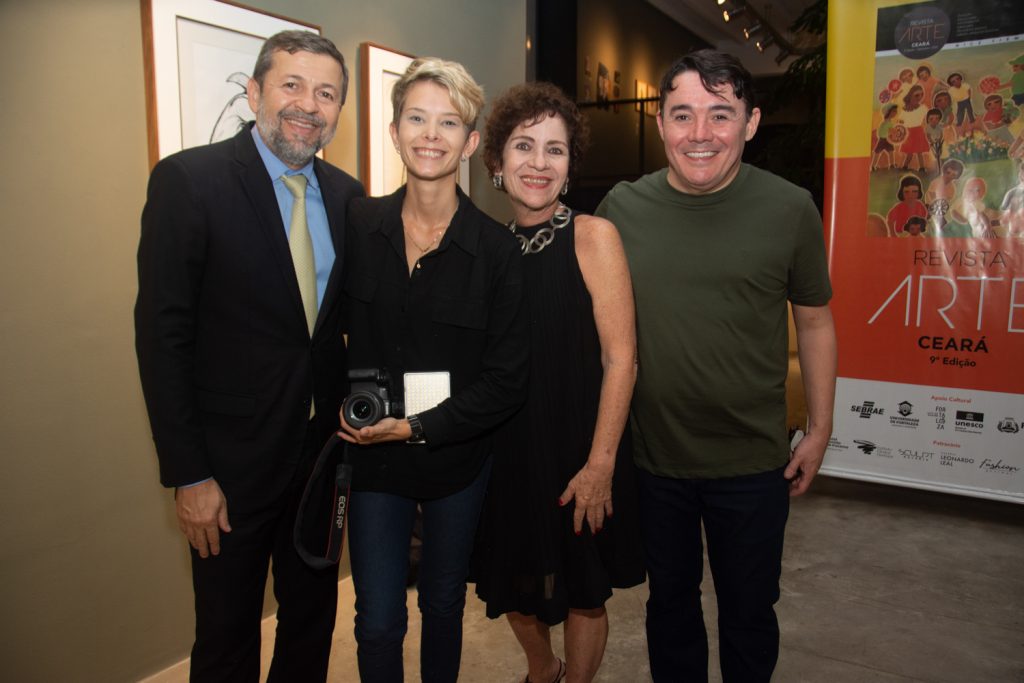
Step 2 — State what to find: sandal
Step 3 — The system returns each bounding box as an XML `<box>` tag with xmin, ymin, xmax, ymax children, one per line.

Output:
<box><xmin>522</xmin><ymin>657</ymin><xmax>565</xmax><ymax>683</ymax></box>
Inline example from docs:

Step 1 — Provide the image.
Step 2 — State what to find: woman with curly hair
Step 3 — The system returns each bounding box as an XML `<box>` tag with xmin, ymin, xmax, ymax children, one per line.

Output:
<box><xmin>473</xmin><ymin>82</ymin><xmax>645</xmax><ymax>683</ymax></box>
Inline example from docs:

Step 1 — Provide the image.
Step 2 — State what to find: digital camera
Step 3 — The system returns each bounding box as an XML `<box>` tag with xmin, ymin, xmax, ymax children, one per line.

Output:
<box><xmin>342</xmin><ymin>368</ymin><xmax>403</xmax><ymax>428</ymax></box>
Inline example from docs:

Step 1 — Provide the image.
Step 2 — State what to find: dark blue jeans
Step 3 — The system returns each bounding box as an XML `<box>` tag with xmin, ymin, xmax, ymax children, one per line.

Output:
<box><xmin>637</xmin><ymin>465</ymin><xmax>790</xmax><ymax>683</ymax></box>
<box><xmin>348</xmin><ymin>458</ymin><xmax>491</xmax><ymax>683</ymax></box>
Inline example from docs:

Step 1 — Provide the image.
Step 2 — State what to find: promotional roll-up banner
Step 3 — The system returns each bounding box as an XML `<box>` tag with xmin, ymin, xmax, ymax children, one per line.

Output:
<box><xmin>823</xmin><ymin>0</ymin><xmax>1024</xmax><ymax>502</ymax></box>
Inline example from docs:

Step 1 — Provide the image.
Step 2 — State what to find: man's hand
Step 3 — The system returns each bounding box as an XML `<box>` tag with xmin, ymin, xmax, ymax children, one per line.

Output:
<box><xmin>784</xmin><ymin>431</ymin><xmax>828</xmax><ymax>497</ymax></box>
<box><xmin>337</xmin><ymin>414</ymin><xmax>412</xmax><ymax>445</ymax></box>
<box><xmin>175</xmin><ymin>479</ymin><xmax>231</xmax><ymax>558</ymax></box>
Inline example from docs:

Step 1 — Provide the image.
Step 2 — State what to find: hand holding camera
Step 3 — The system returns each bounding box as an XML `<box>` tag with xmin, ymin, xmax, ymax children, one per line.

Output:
<box><xmin>342</xmin><ymin>369</ymin><xmax>403</xmax><ymax>428</ymax></box>
<box><xmin>337</xmin><ymin>369</ymin><xmax>414</xmax><ymax>445</ymax></box>
<box><xmin>338</xmin><ymin>368</ymin><xmax>447</xmax><ymax>445</ymax></box>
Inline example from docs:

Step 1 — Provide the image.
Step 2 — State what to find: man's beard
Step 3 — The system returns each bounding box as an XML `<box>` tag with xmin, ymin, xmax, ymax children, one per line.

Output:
<box><xmin>256</xmin><ymin>103</ymin><xmax>335</xmax><ymax>167</ymax></box>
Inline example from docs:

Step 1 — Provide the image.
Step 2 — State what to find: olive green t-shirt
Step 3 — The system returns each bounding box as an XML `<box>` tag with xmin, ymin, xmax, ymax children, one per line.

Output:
<box><xmin>596</xmin><ymin>164</ymin><xmax>832</xmax><ymax>479</ymax></box>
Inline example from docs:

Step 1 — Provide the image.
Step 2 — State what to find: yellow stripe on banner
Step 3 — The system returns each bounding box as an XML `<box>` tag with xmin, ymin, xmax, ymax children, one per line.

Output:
<box><xmin>825</xmin><ymin>0</ymin><xmax>923</xmax><ymax>159</ymax></box>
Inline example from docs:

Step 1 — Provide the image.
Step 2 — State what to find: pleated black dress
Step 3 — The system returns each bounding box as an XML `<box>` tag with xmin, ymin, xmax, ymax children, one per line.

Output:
<box><xmin>472</xmin><ymin>211</ymin><xmax>645</xmax><ymax>626</ymax></box>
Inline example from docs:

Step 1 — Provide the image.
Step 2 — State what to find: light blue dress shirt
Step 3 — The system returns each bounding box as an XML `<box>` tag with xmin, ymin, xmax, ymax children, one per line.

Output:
<box><xmin>251</xmin><ymin>126</ymin><xmax>335</xmax><ymax>307</ymax></box>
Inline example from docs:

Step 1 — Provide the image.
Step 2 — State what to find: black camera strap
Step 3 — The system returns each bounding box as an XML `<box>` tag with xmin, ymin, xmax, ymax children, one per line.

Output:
<box><xmin>293</xmin><ymin>433</ymin><xmax>353</xmax><ymax>570</ymax></box>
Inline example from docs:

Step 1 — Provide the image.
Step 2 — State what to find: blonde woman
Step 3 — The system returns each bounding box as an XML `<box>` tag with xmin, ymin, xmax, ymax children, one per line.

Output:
<box><xmin>338</xmin><ymin>59</ymin><xmax>528</xmax><ymax>682</ymax></box>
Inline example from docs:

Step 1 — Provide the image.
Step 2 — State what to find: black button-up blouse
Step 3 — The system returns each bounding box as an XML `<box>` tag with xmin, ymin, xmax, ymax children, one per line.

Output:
<box><xmin>342</xmin><ymin>186</ymin><xmax>529</xmax><ymax>499</ymax></box>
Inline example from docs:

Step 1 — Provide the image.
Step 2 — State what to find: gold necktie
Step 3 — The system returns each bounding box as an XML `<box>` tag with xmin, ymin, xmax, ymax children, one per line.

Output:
<box><xmin>282</xmin><ymin>174</ymin><xmax>317</xmax><ymax>418</ymax></box>
<box><xmin>282</xmin><ymin>174</ymin><xmax>318</xmax><ymax>335</ymax></box>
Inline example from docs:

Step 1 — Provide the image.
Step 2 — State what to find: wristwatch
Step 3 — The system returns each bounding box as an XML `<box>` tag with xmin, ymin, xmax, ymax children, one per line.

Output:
<box><xmin>407</xmin><ymin>414</ymin><xmax>425</xmax><ymax>443</ymax></box>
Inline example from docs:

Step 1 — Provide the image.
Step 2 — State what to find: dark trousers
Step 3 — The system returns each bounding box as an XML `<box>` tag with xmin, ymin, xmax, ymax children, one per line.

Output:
<box><xmin>189</xmin><ymin>424</ymin><xmax>340</xmax><ymax>683</ymax></box>
<box><xmin>347</xmin><ymin>458</ymin><xmax>491</xmax><ymax>683</ymax></box>
<box><xmin>637</xmin><ymin>465</ymin><xmax>790</xmax><ymax>683</ymax></box>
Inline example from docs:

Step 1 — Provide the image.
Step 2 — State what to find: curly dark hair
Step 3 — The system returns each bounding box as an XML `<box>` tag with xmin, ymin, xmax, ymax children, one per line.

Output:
<box><xmin>482</xmin><ymin>82</ymin><xmax>589</xmax><ymax>188</ymax></box>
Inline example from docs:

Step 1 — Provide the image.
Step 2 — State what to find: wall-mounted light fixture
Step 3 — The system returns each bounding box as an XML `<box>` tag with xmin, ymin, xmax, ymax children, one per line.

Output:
<box><xmin>743</xmin><ymin>22</ymin><xmax>762</xmax><ymax>40</ymax></box>
<box><xmin>755</xmin><ymin>34</ymin><xmax>774</xmax><ymax>53</ymax></box>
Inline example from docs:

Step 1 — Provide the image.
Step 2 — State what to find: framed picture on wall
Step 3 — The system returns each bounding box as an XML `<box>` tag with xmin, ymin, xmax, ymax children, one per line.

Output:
<box><xmin>141</xmin><ymin>0</ymin><xmax>319</xmax><ymax>168</ymax></box>
<box><xmin>360</xmin><ymin>43</ymin><xmax>471</xmax><ymax>197</ymax></box>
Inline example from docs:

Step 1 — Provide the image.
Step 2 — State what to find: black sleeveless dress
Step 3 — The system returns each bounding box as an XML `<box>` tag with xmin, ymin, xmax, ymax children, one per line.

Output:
<box><xmin>473</xmin><ymin>211</ymin><xmax>645</xmax><ymax>626</ymax></box>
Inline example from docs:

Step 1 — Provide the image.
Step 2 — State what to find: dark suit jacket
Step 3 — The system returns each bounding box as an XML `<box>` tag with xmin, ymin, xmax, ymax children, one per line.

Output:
<box><xmin>135</xmin><ymin>125</ymin><xmax>364</xmax><ymax>512</ymax></box>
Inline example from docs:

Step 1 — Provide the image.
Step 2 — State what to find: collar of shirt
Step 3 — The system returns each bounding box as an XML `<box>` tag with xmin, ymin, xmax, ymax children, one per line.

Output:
<box><xmin>250</xmin><ymin>125</ymin><xmax>320</xmax><ymax>191</ymax></box>
<box><xmin>375</xmin><ymin>185</ymin><xmax>480</xmax><ymax>258</ymax></box>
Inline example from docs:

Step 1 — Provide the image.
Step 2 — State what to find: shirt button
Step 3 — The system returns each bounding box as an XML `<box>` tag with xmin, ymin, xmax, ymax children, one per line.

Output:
<box><xmin>415</xmin><ymin>262</ymin><xmax>422</xmax><ymax>270</ymax></box>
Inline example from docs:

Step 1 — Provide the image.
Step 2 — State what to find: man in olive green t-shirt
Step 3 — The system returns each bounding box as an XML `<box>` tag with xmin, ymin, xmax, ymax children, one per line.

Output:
<box><xmin>596</xmin><ymin>50</ymin><xmax>837</xmax><ymax>682</ymax></box>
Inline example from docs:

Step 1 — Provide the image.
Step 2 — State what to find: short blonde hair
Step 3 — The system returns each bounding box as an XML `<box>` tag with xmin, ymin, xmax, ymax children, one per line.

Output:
<box><xmin>391</xmin><ymin>57</ymin><xmax>485</xmax><ymax>130</ymax></box>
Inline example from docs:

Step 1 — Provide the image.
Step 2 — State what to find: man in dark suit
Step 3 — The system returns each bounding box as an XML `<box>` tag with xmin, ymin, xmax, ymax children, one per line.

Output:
<box><xmin>135</xmin><ymin>31</ymin><xmax>364</xmax><ymax>682</ymax></box>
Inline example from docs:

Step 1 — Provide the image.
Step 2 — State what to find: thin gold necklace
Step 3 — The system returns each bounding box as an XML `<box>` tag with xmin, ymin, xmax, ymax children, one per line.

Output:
<box><xmin>407</xmin><ymin>228</ymin><xmax>445</xmax><ymax>254</ymax></box>
<box><xmin>404</xmin><ymin>208</ymin><xmax>456</xmax><ymax>255</ymax></box>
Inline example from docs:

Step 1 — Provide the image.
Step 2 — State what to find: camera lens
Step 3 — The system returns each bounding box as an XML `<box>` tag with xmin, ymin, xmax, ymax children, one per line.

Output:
<box><xmin>351</xmin><ymin>400</ymin><xmax>373</xmax><ymax>421</ymax></box>
<box><xmin>343</xmin><ymin>391</ymin><xmax>385</xmax><ymax>428</ymax></box>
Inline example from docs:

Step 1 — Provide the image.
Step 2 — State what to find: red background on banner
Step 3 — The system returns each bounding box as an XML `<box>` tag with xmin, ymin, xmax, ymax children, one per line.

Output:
<box><xmin>825</xmin><ymin>156</ymin><xmax>1023</xmax><ymax>395</ymax></box>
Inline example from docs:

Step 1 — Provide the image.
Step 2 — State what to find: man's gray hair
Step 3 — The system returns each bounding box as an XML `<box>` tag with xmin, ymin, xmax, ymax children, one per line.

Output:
<box><xmin>252</xmin><ymin>30</ymin><xmax>349</xmax><ymax>105</ymax></box>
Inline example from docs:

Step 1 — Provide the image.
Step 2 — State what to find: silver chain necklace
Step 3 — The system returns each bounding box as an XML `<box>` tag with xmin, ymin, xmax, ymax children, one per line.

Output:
<box><xmin>507</xmin><ymin>203</ymin><xmax>572</xmax><ymax>255</ymax></box>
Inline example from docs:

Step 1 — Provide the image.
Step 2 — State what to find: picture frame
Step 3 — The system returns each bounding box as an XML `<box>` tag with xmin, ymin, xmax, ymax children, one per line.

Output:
<box><xmin>360</xmin><ymin>43</ymin><xmax>472</xmax><ymax>197</ymax></box>
<box><xmin>141</xmin><ymin>0</ymin><xmax>319</xmax><ymax>168</ymax></box>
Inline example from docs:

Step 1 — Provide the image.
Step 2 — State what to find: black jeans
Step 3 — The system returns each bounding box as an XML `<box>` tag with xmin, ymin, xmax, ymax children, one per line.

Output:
<box><xmin>637</xmin><ymin>465</ymin><xmax>790</xmax><ymax>683</ymax></box>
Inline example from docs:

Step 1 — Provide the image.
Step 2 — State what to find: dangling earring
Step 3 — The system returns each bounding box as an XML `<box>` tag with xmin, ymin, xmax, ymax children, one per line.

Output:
<box><xmin>561</xmin><ymin>179</ymin><xmax>569</xmax><ymax>196</ymax></box>
<box><xmin>492</xmin><ymin>174</ymin><xmax>504</xmax><ymax>190</ymax></box>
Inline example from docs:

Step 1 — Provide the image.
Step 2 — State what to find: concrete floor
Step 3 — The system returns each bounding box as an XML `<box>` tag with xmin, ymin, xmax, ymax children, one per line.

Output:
<box><xmin>145</xmin><ymin>475</ymin><xmax>1024</xmax><ymax>682</ymax></box>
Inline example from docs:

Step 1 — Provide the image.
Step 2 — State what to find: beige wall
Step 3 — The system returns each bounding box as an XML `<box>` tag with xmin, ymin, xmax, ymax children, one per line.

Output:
<box><xmin>0</xmin><ymin>1</ymin><xmax>524</xmax><ymax>680</ymax></box>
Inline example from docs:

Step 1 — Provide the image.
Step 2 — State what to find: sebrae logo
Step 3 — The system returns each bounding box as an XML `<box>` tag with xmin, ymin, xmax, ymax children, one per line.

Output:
<box><xmin>852</xmin><ymin>401</ymin><xmax>885</xmax><ymax>419</ymax></box>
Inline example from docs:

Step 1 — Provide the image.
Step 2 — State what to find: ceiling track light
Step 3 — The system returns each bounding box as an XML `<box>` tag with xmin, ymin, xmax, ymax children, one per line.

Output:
<box><xmin>721</xmin><ymin>1</ymin><xmax>823</xmax><ymax>60</ymax></box>
<box><xmin>723</xmin><ymin>6</ymin><xmax>746</xmax><ymax>22</ymax></box>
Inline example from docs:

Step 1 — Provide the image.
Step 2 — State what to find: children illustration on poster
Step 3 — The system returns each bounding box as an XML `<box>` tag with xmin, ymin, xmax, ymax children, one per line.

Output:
<box><xmin>868</xmin><ymin>43</ymin><xmax>1024</xmax><ymax>238</ymax></box>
